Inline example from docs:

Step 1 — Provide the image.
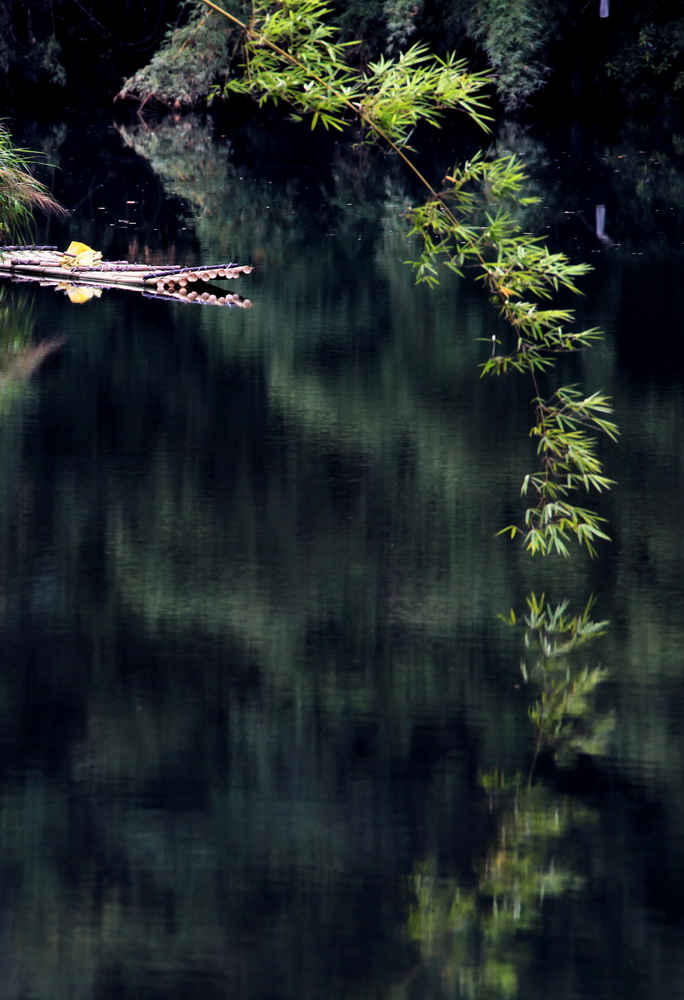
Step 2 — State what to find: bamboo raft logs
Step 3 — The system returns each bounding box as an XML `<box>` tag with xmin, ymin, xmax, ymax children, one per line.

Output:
<box><xmin>0</xmin><ymin>245</ymin><xmax>254</xmax><ymax>307</ymax></box>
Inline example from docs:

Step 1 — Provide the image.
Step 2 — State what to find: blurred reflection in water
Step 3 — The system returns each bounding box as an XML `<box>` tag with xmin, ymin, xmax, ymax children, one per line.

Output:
<box><xmin>0</xmin><ymin>113</ymin><xmax>683</xmax><ymax>998</ymax></box>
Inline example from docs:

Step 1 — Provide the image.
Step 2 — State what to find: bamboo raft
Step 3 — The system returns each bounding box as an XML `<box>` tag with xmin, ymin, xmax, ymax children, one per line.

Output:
<box><xmin>0</xmin><ymin>245</ymin><xmax>254</xmax><ymax>308</ymax></box>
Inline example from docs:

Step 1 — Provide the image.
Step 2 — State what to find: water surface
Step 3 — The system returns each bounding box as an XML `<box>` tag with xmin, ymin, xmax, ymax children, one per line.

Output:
<box><xmin>1</xmin><ymin>112</ymin><xmax>684</xmax><ymax>999</ymax></box>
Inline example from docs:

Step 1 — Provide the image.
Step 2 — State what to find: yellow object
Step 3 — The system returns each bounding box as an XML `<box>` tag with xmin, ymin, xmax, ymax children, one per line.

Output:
<box><xmin>57</xmin><ymin>283</ymin><xmax>103</xmax><ymax>303</ymax></box>
<box><xmin>60</xmin><ymin>241</ymin><xmax>103</xmax><ymax>269</ymax></box>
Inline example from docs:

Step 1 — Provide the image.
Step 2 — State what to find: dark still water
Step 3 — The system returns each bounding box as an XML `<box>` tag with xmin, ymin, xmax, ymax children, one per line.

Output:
<box><xmin>1</xmin><ymin>112</ymin><xmax>684</xmax><ymax>999</ymax></box>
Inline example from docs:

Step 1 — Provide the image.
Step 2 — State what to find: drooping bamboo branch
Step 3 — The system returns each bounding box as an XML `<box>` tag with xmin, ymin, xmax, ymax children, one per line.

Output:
<box><xmin>198</xmin><ymin>0</ymin><xmax>618</xmax><ymax>557</ymax></box>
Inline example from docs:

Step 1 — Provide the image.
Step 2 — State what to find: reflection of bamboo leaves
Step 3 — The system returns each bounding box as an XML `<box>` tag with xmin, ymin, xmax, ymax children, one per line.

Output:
<box><xmin>409</xmin><ymin>786</ymin><xmax>594</xmax><ymax>1000</ymax></box>
<box><xmin>514</xmin><ymin>593</ymin><xmax>613</xmax><ymax>770</ymax></box>
<box><xmin>407</xmin><ymin>595</ymin><xmax>611</xmax><ymax>992</ymax></box>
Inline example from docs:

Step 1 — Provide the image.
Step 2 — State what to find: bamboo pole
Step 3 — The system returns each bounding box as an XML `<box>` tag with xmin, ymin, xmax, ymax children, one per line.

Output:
<box><xmin>0</xmin><ymin>260</ymin><xmax>254</xmax><ymax>287</ymax></box>
<box><xmin>0</xmin><ymin>249</ymin><xmax>254</xmax><ymax>305</ymax></box>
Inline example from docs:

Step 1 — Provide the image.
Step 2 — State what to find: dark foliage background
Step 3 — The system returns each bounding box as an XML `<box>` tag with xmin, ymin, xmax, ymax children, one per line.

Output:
<box><xmin>1</xmin><ymin>0</ymin><xmax>684</xmax><ymax>121</ymax></box>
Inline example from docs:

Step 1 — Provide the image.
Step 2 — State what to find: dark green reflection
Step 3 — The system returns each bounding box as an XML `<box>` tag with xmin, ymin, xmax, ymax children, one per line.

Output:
<box><xmin>0</xmin><ymin>286</ymin><xmax>62</xmax><ymax>414</ymax></box>
<box><xmin>409</xmin><ymin>594</ymin><xmax>611</xmax><ymax>1000</ymax></box>
<box><xmin>1</xmin><ymin>112</ymin><xmax>684</xmax><ymax>1000</ymax></box>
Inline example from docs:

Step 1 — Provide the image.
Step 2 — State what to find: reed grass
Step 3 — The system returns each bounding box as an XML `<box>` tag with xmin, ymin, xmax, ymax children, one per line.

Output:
<box><xmin>0</xmin><ymin>124</ymin><xmax>65</xmax><ymax>243</ymax></box>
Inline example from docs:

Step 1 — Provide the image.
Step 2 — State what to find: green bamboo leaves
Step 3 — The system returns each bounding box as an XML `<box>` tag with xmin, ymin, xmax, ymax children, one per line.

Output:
<box><xmin>409</xmin><ymin>154</ymin><xmax>618</xmax><ymax>557</ymax></box>
<box><xmin>514</xmin><ymin>389</ymin><xmax>618</xmax><ymax>557</ymax></box>
<box><xmin>358</xmin><ymin>47</ymin><xmax>493</xmax><ymax>143</ymax></box>
<box><xmin>200</xmin><ymin>0</ymin><xmax>618</xmax><ymax>559</ymax></box>
<box><xmin>216</xmin><ymin>0</ymin><xmax>358</xmax><ymax>131</ymax></box>
<box><xmin>204</xmin><ymin>0</ymin><xmax>491</xmax><ymax>146</ymax></box>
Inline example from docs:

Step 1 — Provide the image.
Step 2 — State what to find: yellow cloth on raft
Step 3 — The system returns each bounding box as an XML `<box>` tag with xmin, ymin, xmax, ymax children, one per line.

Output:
<box><xmin>60</xmin><ymin>241</ymin><xmax>103</xmax><ymax>268</ymax></box>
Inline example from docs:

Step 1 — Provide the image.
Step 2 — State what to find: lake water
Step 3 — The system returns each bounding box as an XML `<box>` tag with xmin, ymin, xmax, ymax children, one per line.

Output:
<box><xmin>1</xmin><ymin>110</ymin><xmax>684</xmax><ymax>999</ymax></box>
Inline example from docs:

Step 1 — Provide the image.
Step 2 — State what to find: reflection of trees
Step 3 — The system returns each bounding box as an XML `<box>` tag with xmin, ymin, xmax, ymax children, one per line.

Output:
<box><xmin>117</xmin><ymin>115</ymin><xmax>331</xmax><ymax>267</ymax></box>
<box><xmin>3</xmin><ymin>113</ymin><xmax>684</xmax><ymax>998</ymax></box>
<box><xmin>408</xmin><ymin>595</ymin><xmax>610</xmax><ymax>1000</ymax></box>
<box><xmin>590</xmin><ymin>373</ymin><xmax>684</xmax><ymax>798</ymax></box>
<box><xmin>0</xmin><ymin>285</ymin><xmax>63</xmax><ymax>671</ymax></box>
<box><xmin>0</xmin><ymin>190</ymin><xmax>563</xmax><ymax>997</ymax></box>
<box><xmin>0</xmin><ymin>123</ymin><xmax>606</xmax><ymax>1000</ymax></box>
<box><xmin>0</xmin><ymin>246</ymin><xmax>535</xmax><ymax>997</ymax></box>
<box><xmin>410</xmin><ymin>788</ymin><xmax>595</xmax><ymax>1000</ymax></box>
<box><xmin>0</xmin><ymin>286</ymin><xmax>62</xmax><ymax>412</ymax></box>
<box><xmin>0</xmin><ymin>280</ymin><xmax>606</xmax><ymax>995</ymax></box>
<box><xmin>492</xmin><ymin>120</ymin><xmax>684</xmax><ymax>259</ymax></box>
<box><xmin>115</xmin><ymin>114</ymin><xmax>417</xmax><ymax>268</ymax></box>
